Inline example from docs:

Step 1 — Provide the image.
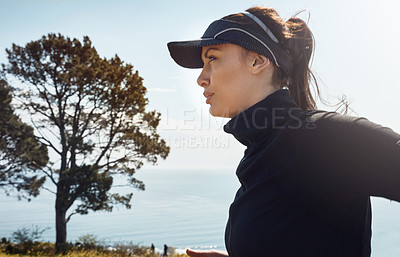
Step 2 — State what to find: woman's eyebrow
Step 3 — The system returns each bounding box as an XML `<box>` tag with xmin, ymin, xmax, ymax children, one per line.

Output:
<box><xmin>204</xmin><ymin>47</ymin><xmax>221</xmax><ymax>58</ymax></box>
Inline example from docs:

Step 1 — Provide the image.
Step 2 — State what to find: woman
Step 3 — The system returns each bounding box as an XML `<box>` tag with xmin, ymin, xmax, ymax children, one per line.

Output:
<box><xmin>167</xmin><ymin>7</ymin><xmax>400</xmax><ymax>257</ymax></box>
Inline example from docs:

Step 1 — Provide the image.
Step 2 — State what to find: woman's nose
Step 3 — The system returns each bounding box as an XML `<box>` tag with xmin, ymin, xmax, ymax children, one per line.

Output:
<box><xmin>197</xmin><ymin>67</ymin><xmax>209</xmax><ymax>88</ymax></box>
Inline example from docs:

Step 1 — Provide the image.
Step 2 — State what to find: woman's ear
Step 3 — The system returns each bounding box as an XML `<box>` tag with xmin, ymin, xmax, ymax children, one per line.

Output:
<box><xmin>248</xmin><ymin>53</ymin><xmax>272</xmax><ymax>74</ymax></box>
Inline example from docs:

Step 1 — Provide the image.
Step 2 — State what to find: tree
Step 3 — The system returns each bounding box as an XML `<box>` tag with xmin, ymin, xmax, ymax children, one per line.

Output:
<box><xmin>2</xmin><ymin>33</ymin><xmax>170</xmax><ymax>250</ymax></box>
<box><xmin>0</xmin><ymin>79</ymin><xmax>48</xmax><ymax>200</ymax></box>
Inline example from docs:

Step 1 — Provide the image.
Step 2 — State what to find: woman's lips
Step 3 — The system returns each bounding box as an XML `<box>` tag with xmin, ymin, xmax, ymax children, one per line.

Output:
<box><xmin>204</xmin><ymin>93</ymin><xmax>214</xmax><ymax>104</ymax></box>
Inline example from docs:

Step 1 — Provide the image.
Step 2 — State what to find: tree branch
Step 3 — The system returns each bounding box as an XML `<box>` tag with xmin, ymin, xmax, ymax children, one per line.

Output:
<box><xmin>94</xmin><ymin>114</ymin><xmax>117</xmax><ymax>166</ymax></box>
<box><xmin>65</xmin><ymin>211</ymin><xmax>77</xmax><ymax>224</ymax></box>
<box><xmin>32</xmin><ymin>81</ymin><xmax>61</xmax><ymax>128</ymax></box>
<box><xmin>42</xmin><ymin>168</ymin><xmax>58</xmax><ymax>186</ymax></box>
<box><xmin>29</xmin><ymin>116</ymin><xmax>61</xmax><ymax>155</ymax></box>
<box><xmin>77</xmin><ymin>105</ymin><xmax>100</xmax><ymax>140</ymax></box>
<box><xmin>96</xmin><ymin>155</ymin><xmax>128</xmax><ymax>170</ymax></box>
<box><xmin>42</xmin><ymin>186</ymin><xmax>56</xmax><ymax>195</ymax></box>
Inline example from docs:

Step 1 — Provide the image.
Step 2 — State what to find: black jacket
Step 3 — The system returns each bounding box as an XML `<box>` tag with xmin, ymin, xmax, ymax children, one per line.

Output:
<box><xmin>223</xmin><ymin>89</ymin><xmax>400</xmax><ymax>257</ymax></box>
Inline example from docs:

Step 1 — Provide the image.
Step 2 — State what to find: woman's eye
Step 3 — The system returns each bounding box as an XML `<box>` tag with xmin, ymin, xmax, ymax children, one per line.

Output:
<box><xmin>208</xmin><ymin>56</ymin><xmax>216</xmax><ymax>62</ymax></box>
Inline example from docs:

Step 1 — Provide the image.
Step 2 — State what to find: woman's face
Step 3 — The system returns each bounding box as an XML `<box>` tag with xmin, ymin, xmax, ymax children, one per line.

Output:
<box><xmin>197</xmin><ymin>44</ymin><xmax>254</xmax><ymax>118</ymax></box>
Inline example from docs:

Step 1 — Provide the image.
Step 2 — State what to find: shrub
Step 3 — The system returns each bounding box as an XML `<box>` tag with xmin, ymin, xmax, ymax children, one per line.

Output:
<box><xmin>12</xmin><ymin>225</ymin><xmax>49</xmax><ymax>244</ymax></box>
<box><xmin>77</xmin><ymin>234</ymin><xmax>103</xmax><ymax>250</ymax></box>
<box><xmin>112</xmin><ymin>242</ymin><xmax>150</xmax><ymax>256</ymax></box>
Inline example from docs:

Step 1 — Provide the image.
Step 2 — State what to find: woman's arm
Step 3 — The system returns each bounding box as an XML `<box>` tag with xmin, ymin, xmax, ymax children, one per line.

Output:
<box><xmin>186</xmin><ymin>249</ymin><xmax>229</xmax><ymax>257</ymax></box>
<box><xmin>305</xmin><ymin>112</ymin><xmax>400</xmax><ymax>201</ymax></box>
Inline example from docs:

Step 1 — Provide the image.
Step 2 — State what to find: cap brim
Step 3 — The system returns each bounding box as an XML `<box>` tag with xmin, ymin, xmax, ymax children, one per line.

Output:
<box><xmin>167</xmin><ymin>39</ymin><xmax>228</xmax><ymax>68</ymax></box>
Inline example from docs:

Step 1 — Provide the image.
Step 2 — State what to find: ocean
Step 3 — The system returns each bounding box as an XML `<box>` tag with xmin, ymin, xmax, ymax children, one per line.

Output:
<box><xmin>0</xmin><ymin>168</ymin><xmax>400</xmax><ymax>256</ymax></box>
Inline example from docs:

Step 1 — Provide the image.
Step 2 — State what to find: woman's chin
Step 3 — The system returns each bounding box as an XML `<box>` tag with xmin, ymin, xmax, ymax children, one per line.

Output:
<box><xmin>209</xmin><ymin>106</ymin><xmax>234</xmax><ymax>118</ymax></box>
<box><xmin>209</xmin><ymin>106</ymin><xmax>222</xmax><ymax>117</ymax></box>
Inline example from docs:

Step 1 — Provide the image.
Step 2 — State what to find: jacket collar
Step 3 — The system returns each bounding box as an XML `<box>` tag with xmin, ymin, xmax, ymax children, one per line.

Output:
<box><xmin>223</xmin><ymin>89</ymin><xmax>302</xmax><ymax>147</ymax></box>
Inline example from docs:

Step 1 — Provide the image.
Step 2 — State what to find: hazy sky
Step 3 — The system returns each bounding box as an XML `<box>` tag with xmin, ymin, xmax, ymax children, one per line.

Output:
<box><xmin>1</xmin><ymin>0</ymin><xmax>400</xmax><ymax>170</ymax></box>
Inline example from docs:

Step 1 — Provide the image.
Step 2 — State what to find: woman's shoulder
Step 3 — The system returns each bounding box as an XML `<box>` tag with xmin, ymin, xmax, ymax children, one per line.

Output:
<box><xmin>303</xmin><ymin>109</ymin><xmax>396</xmax><ymax>134</ymax></box>
<box><xmin>284</xmin><ymin>109</ymin><xmax>360</xmax><ymax>133</ymax></box>
<box><xmin>287</xmin><ymin>109</ymin><xmax>400</xmax><ymax>149</ymax></box>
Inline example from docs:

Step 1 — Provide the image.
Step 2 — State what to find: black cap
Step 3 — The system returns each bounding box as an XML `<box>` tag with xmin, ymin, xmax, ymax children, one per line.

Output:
<box><xmin>167</xmin><ymin>17</ymin><xmax>293</xmax><ymax>74</ymax></box>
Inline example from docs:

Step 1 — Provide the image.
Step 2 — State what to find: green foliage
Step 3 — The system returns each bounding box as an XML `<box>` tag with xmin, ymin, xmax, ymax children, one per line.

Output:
<box><xmin>0</xmin><ymin>238</ymin><xmax>188</xmax><ymax>257</ymax></box>
<box><xmin>76</xmin><ymin>234</ymin><xmax>103</xmax><ymax>250</ymax></box>
<box><xmin>0</xmin><ymin>226</ymin><xmax>52</xmax><ymax>255</ymax></box>
<box><xmin>0</xmin><ymin>79</ymin><xmax>49</xmax><ymax>200</ymax></box>
<box><xmin>12</xmin><ymin>225</ymin><xmax>50</xmax><ymax>244</ymax></box>
<box><xmin>2</xmin><ymin>33</ymin><xmax>170</xmax><ymax>247</ymax></box>
<box><xmin>112</xmin><ymin>242</ymin><xmax>149</xmax><ymax>256</ymax></box>
<box><xmin>59</xmin><ymin>165</ymin><xmax>117</xmax><ymax>216</ymax></box>
<box><xmin>1</xmin><ymin>241</ymin><xmax>55</xmax><ymax>256</ymax></box>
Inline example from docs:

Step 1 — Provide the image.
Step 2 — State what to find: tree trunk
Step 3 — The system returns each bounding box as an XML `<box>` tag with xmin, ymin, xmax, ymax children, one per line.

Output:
<box><xmin>57</xmin><ymin>140</ymin><xmax>68</xmax><ymax>252</ymax></box>
<box><xmin>55</xmin><ymin>195</ymin><xmax>67</xmax><ymax>252</ymax></box>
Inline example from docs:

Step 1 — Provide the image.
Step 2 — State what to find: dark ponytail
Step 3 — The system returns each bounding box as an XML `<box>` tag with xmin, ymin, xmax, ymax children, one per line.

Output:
<box><xmin>223</xmin><ymin>7</ymin><xmax>319</xmax><ymax>111</ymax></box>
<box><xmin>284</xmin><ymin>16</ymin><xmax>318</xmax><ymax>110</ymax></box>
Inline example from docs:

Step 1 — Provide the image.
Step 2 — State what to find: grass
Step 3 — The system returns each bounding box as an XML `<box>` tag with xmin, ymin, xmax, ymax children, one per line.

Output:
<box><xmin>0</xmin><ymin>241</ymin><xmax>188</xmax><ymax>257</ymax></box>
<box><xmin>0</xmin><ymin>251</ymin><xmax>188</xmax><ymax>257</ymax></box>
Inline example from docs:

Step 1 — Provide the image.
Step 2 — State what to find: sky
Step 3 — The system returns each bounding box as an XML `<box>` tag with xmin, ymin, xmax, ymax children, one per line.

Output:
<box><xmin>1</xmin><ymin>0</ymin><xmax>400</xmax><ymax>171</ymax></box>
